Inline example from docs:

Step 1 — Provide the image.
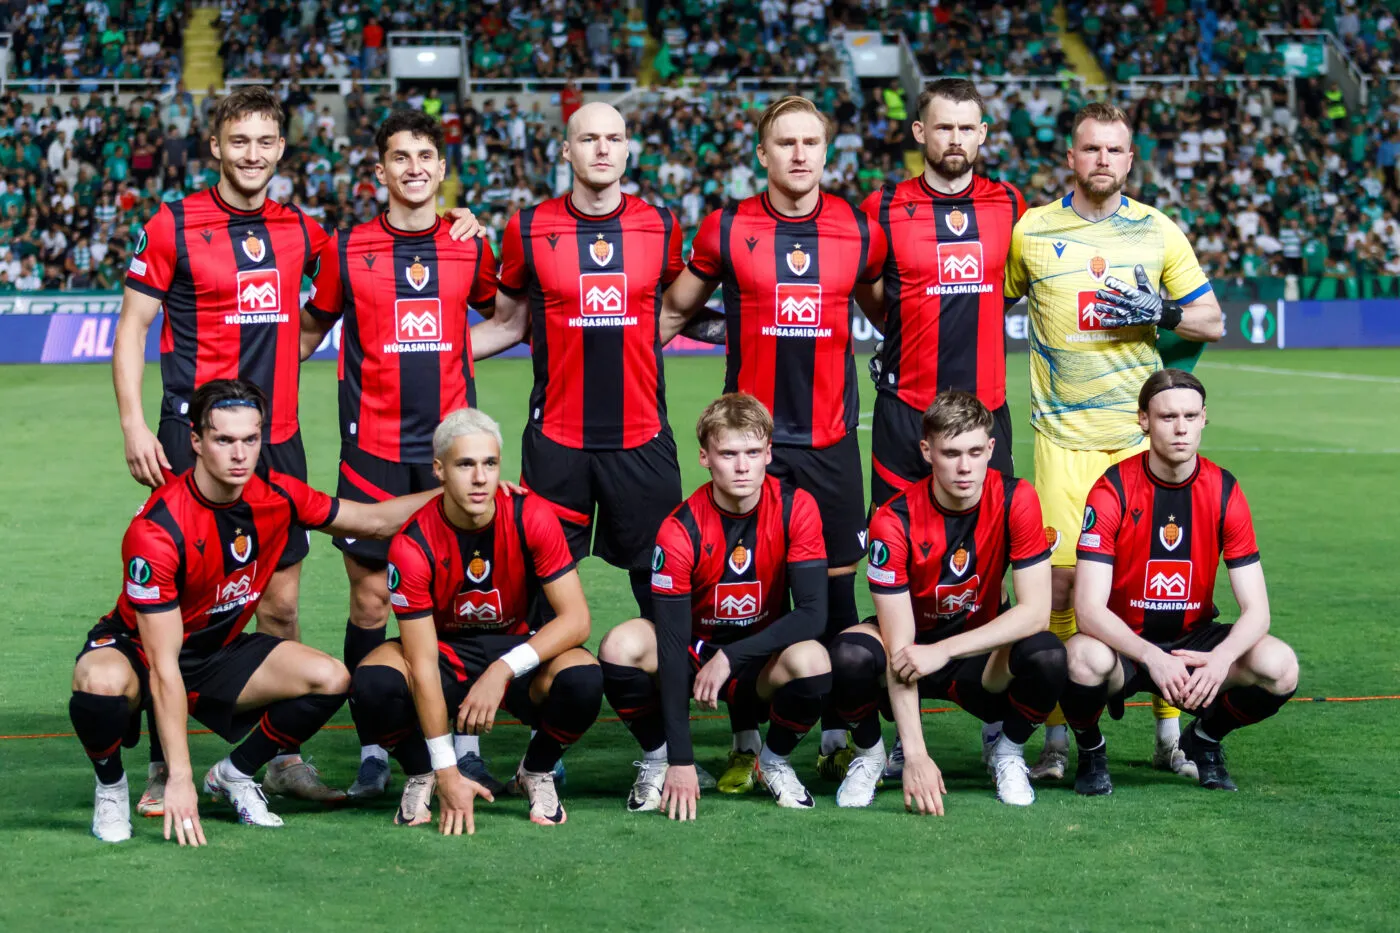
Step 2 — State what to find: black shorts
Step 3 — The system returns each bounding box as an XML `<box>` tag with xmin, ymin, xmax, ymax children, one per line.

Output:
<box><xmin>870</xmin><ymin>392</ymin><xmax>1014</xmax><ymax>509</ymax></box>
<box><xmin>157</xmin><ymin>416</ymin><xmax>311</xmax><ymax>569</ymax></box>
<box><xmin>768</xmin><ymin>432</ymin><xmax>867</xmax><ymax>566</ymax></box>
<box><xmin>688</xmin><ymin>639</ymin><xmax>769</xmax><ymax>717</ymax></box>
<box><xmin>520</xmin><ymin>424</ymin><xmax>682</xmax><ymax>571</ymax></box>
<box><xmin>78</xmin><ymin>624</ymin><xmax>284</xmax><ymax>743</ymax></box>
<box><xmin>334</xmin><ymin>443</ymin><xmax>439</xmax><ymax>568</ymax></box>
<box><xmin>430</xmin><ymin>634</ymin><xmax>547</xmax><ymax>725</ymax></box>
<box><xmin>1114</xmin><ymin>622</ymin><xmax>1235</xmax><ymax>715</ymax></box>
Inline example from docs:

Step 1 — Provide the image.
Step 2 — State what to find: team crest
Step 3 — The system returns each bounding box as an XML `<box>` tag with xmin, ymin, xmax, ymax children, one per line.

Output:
<box><xmin>1159</xmin><ymin>516</ymin><xmax>1183</xmax><ymax>552</ymax></box>
<box><xmin>950</xmin><ymin>547</ymin><xmax>970</xmax><ymax>577</ymax></box>
<box><xmin>407</xmin><ymin>257</ymin><xmax>430</xmax><ymax>291</ymax></box>
<box><xmin>945</xmin><ymin>209</ymin><xmax>968</xmax><ymax>237</ymax></box>
<box><xmin>1045</xmin><ymin>527</ymin><xmax>1061</xmax><ymax>553</ymax></box>
<box><xmin>728</xmin><ymin>543</ymin><xmax>752</xmax><ymax>575</ymax></box>
<box><xmin>466</xmin><ymin>554</ymin><xmax>490</xmax><ymax>584</ymax></box>
<box><xmin>590</xmin><ymin>234</ymin><xmax>613</xmax><ymax>267</ymax></box>
<box><xmin>242</xmin><ymin>233</ymin><xmax>266</xmax><ymax>264</ymax></box>
<box><xmin>230</xmin><ymin>530</ymin><xmax>252</xmax><ymax>563</ymax></box>
<box><xmin>1087</xmin><ymin>255</ymin><xmax>1109</xmax><ymax>281</ymax></box>
<box><xmin>785</xmin><ymin>244</ymin><xmax>810</xmax><ymax>276</ymax></box>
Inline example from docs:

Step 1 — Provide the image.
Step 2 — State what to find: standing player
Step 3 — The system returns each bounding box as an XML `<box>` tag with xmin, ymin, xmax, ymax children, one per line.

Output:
<box><xmin>661</xmin><ymin>96</ymin><xmax>887</xmax><ymax>782</ymax></box>
<box><xmin>859</xmin><ymin>78</ymin><xmax>1026</xmax><ymax>504</ymax></box>
<box><xmin>1064</xmin><ymin>370</ymin><xmax>1298</xmax><ymax>794</ymax></box>
<box><xmin>300</xmin><ymin>110</ymin><xmax>512</xmax><ymax>798</ymax></box>
<box><xmin>599</xmin><ymin>394</ymin><xmax>830</xmax><ymax>818</ymax></box>
<box><xmin>488</xmin><ymin>102</ymin><xmax>686</xmax><ymax>622</ymax></box>
<box><xmin>70</xmin><ymin>380</ymin><xmax>446</xmax><ymax>843</ymax></box>
<box><xmin>829</xmin><ymin>391</ymin><xmax>1061</xmax><ymax>809</ymax></box>
<box><xmin>1003</xmin><ymin>102</ymin><xmax>1223</xmax><ymax>780</ymax></box>
<box><xmin>349</xmin><ymin>409</ymin><xmax>603</xmax><ymax>829</ymax></box>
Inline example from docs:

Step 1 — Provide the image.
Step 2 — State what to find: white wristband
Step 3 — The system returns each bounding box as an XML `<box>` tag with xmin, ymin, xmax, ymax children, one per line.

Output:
<box><xmin>426</xmin><ymin>733</ymin><xmax>455</xmax><ymax>771</ymax></box>
<box><xmin>500</xmin><ymin>643</ymin><xmax>540</xmax><ymax>678</ymax></box>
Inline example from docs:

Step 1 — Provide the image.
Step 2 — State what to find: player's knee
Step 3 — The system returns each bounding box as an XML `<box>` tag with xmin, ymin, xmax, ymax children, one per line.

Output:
<box><xmin>830</xmin><ymin>630</ymin><xmax>887</xmax><ymax>684</ymax></box>
<box><xmin>547</xmin><ymin>661</ymin><xmax>604</xmax><ymax>708</ymax></box>
<box><xmin>348</xmin><ymin>581</ymin><xmax>391</xmax><ymax>629</ymax></box>
<box><xmin>1051</xmin><ymin>568</ymin><xmax>1074</xmax><ymax>612</ymax></box>
<box><xmin>598</xmin><ymin>619</ymin><xmax>650</xmax><ymax>667</ymax></box>
<box><xmin>257</xmin><ymin>596</ymin><xmax>300</xmax><ymax>638</ymax></box>
<box><xmin>1250</xmin><ymin>638</ymin><xmax>1299</xmax><ymax>694</ymax></box>
<box><xmin>780</xmin><ymin>640</ymin><xmax>831</xmax><ymax>679</ymax></box>
<box><xmin>1010</xmin><ymin>631</ymin><xmax>1069</xmax><ymax>688</ymax></box>
<box><xmin>72</xmin><ymin>655</ymin><xmax>136</xmax><ymax>698</ymax></box>
<box><xmin>351</xmin><ymin>662</ymin><xmax>410</xmax><ymax>705</ymax></box>
<box><xmin>305</xmin><ymin>654</ymin><xmax>351</xmax><ymax>695</ymax></box>
<box><xmin>1066</xmin><ymin>634</ymin><xmax>1115</xmax><ymax>685</ymax></box>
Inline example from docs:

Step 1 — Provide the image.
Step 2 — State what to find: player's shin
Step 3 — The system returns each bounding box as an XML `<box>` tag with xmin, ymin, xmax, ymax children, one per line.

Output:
<box><xmin>349</xmin><ymin>664</ymin><xmax>426</xmax><ymax>792</ymax></box>
<box><xmin>1059</xmin><ymin>680</ymin><xmax>1111</xmax><ymax>751</ymax></box>
<box><xmin>820</xmin><ymin>573</ymin><xmax>859</xmax><ymax>744</ymax></box>
<box><xmin>524</xmin><ymin>664</ymin><xmax>604</xmax><ymax>773</ymax></box>
<box><xmin>230</xmin><ymin>693</ymin><xmax>348</xmax><ymax>778</ymax></box>
<box><xmin>601</xmin><ymin>661</ymin><xmax>666</xmax><ymax>755</ymax></box>
<box><xmin>70</xmin><ymin>692</ymin><xmax>131</xmax><ymax>786</ymax></box>
<box><xmin>829</xmin><ymin>631</ymin><xmax>887</xmax><ymax>751</ymax></box>
<box><xmin>344</xmin><ymin>618</ymin><xmax>387</xmax><ymax>672</ymax></box>
<box><xmin>1198</xmin><ymin>684</ymin><xmax>1297</xmax><ymax>742</ymax></box>
<box><xmin>765</xmin><ymin>673</ymin><xmax>832</xmax><ymax>758</ymax></box>
<box><xmin>1002</xmin><ymin>633</ymin><xmax>1069</xmax><ymax>746</ymax></box>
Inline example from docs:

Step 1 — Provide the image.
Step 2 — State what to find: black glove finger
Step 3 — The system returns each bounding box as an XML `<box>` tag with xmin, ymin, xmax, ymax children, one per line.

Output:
<box><xmin>1134</xmin><ymin>264</ymin><xmax>1151</xmax><ymax>290</ymax></box>
<box><xmin>1101</xmin><ymin>274</ymin><xmax>1136</xmax><ymax>295</ymax></box>
<box><xmin>1092</xmin><ymin>304</ymin><xmax>1131</xmax><ymax>326</ymax></box>
<box><xmin>1095</xmin><ymin>287</ymin><xmax>1131</xmax><ymax>306</ymax></box>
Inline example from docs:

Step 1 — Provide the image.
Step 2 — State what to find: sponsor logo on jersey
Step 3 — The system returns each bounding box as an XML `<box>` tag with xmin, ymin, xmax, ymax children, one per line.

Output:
<box><xmin>936</xmin><ymin>241</ymin><xmax>984</xmax><ymax>284</ymax></box>
<box><xmin>1144</xmin><ymin>559</ymin><xmax>1192</xmax><ymax>601</ymax></box>
<box><xmin>389</xmin><ymin>298</ymin><xmax>450</xmax><ymax>352</ymax></box>
<box><xmin>574</xmin><ymin>273</ymin><xmax>635</xmax><ymax>327</ymax></box>
<box><xmin>786</xmin><ymin>243</ymin><xmax>810</xmax><ymax>276</ymax></box>
<box><xmin>712</xmin><ymin>581</ymin><xmax>762</xmax><ymax>623</ymax></box>
<box><xmin>406</xmin><ymin>257</ymin><xmax>430</xmax><ymax>291</ymax></box>
<box><xmin>728</xmin><ymin>543</ymin><xmax>752</xmax><ymax>575</ymax></box>
<box><xmin>769</xmin><ymin>283</ymin><xmax>828</xmax><ymax>336</ymax></box>
<box><xmin>466</xmin><ymin>554</ymin><xmax>490</xmax><ymax>584</ymax></box>
<box><xmin>945</xmin><ymin>209</ymin><xmax>968</xmax><ymax>237</ymax></box>
<box><xmin>1076</xmin><ymin>290</ymin><xmax>1112</xmax><ymax>332</ymax></box>
<box><xmin>128</xmin><ymin>257</ymin><xmax>148</xmax><ymax>276</ymax></box>
<box><xmin>454</xmin><ymin>589</ymin><xmax>506</xmax><ymax>628</ymax></box>
<box><xmin>590</xmin><ymin>234</ymin><xmax>613</xmax><ymax>267</ymax></box>
<box><xmin>211</xmin><ymin>561</ymin><xmax>260</xmax><ymax>613</ymax></box>
<box><xmin>232</xmin><ymin>269</ymin><xmax>284</xmax><ymax>323</ymax></box>
<box><xmin>950</xmin><ymin>547</ymin><xmax>970</xmax><ymax>577</ymax></box>
<box><xmin>230</xmin><ymin>529</ymin><xmax>252</xmax><ymax>563</ymax></box>
<box><xmin>242</xmin><ymin>233</ymin><xmax>266</xmax><ymax>264</ymax></box>
<box><xmin>866</xmin><ymin>538</ymin><xmax>895</xmax><ymax>585</ymax></box>
<box><xmin>1159</xmin><ymin>516</ymin><xmax>1183</xmax><ymax>551</ymax></box>
<box><xmin>125</xmin><ymin>581</ymin><xmax>161</xmax><ymax>601</ymax></box>
<box><xmin>935</xmin><ymin>574</ymin><xmax>982</xmax><ymax>616</ymax></box>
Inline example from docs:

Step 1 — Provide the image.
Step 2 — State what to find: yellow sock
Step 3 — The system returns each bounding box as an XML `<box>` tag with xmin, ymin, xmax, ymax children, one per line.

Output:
<box><xmin>1049</xmin><ymin>607</ymin><xmax>1077</xmax><ymax>641</ymax></box>
<box><xmin>1046</xmin><ymin>704</ymin><xmax>1066</xmax><ymax>728</ymax></box>
<box><xmin>1152</xmin><ymin>695</ymin><xmax>1181</xmax><ymax>720</ymax></box>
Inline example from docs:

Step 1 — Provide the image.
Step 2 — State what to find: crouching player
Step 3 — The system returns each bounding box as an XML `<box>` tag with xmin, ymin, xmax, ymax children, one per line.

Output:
<box><xmin>349</xmin><ymin>408</ymin><xmax>602</xmax><ymax>830</ymax></box>
<box><xmin>600</xmin><ymin>394</ymin><xmax>830</xmax><ymax>818</ymax></box>
<box><xmin>830</xmin><ymin>391</ymin><xmax>1065</xmax><ymax>810</ymax></box>
<box><xmin>1063</xmin><ymin>370</ymin><xmax>1298</xmax><ymax>794</ymax></box>
<box><xmin>71</xmin><ymin>380</ymin><xmax>444</xmax><ymax>844</ymax></box>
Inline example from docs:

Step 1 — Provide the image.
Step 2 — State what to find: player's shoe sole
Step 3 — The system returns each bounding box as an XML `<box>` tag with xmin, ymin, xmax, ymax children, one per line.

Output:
<box><xmin>137</xmin><ymin>766</ymin><xmax>167</xmax><ymax>818</ymax></box>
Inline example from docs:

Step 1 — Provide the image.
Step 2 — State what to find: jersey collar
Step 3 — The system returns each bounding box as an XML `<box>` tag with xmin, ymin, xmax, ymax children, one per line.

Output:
<box><xmin>185</xmin><ymin>472</ymin><xmax>241</xmax><ymax>510</ymax></box>
<box><xmin>1061</xmin><ymin>191</ymin><xmax>1129</xmax><ymax>223</ymax></box>
<box><xmin>378</xmin><ymin>213</ymin><xmax>442</xmax><ymax>238</ymax></box>
<box><xmin>210</xmin><ymin>184</ymin><xmax>266</xmax><ymax>217</ymax></box>
<box><xmin>760</xmin><ymin>191</ymin><xmax>823</xmax><ymax>224</ymax></box>
<box><xmin>565</xmin><ymin>192</ymin><xmax>627</xmax><ymax>223</ymax></box>
<box><xmin>917</xmin><ymin>174</ymin><xmax>975</xmax><ymax>199</ymax></box>
<box><xmin>925</xmin><ymin>476</ymin><xmax>982</xmax><ymax>517</ymax></box>
<box><xmin>1143</xmin><ymin>453</ymin><xmax>1201</xmax><ymax>488</ymax></box>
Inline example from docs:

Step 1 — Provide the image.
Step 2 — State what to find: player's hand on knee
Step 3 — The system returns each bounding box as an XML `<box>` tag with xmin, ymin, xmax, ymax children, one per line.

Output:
<box><xmin>661</xmin><ymin>764</ymin><xmax>700</xmax><ymax>821</ymax></box>
<box><xmin>124</xmin><ymin>423</ymin><xmax>171</xmax><ymax>488</ymax></box>
<box><xmin>1146</xmin><ymin>648</ymin><xmax>1192</xmax><ymax>707</ymax></box>
<box><xmin>692</xmin><ymin>652</ymin><xmax>731</xmax><ymax>710</ymax></box>
<box><xmin>457</xmin><ymin>667</ymin><xmax>509</xmax><ymax>735</ymax></box>
<box><xmin>902</xmin><ymin>753</ymin><xmax>946</xmax><ymax>817</ymax></box>
<box><xmin>1173</xmin><ymin>648</ymin><xmax>1228</xmax><ymax>710</ymax></box>
<box><xmin>163</xmin><ymin>776</ymin><xmax>207</xmax><ymax>847</ymax></box>
<box><xmin>892</xmin><ymin>644</ymin><xmax>945</xmax><ymax>684</ymax></box>
<box><xmin>444</xmin><ymin>207</ymin><xmax>482</xmax><ymax>241</ymax></box>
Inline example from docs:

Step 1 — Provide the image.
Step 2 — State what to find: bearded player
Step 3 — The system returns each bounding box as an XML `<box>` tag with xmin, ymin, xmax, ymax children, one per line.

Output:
<box><xmin>1003</xmin><ymin>102</ymin><xmax>1222</xmax><ymax>780</ymax></box>
<box><xmin>661</xmin><ymin>96</ymin><xmax>887</xmax><ymax>788</ymax></box>
<box><xmin>71</xmin><ymin>380</ymin><xmax>446</xmax><ymax>843</ymax></box>
<box><xmin>1064</xmin><ymin>370</ymin><xmax>1297</xmax><ymax>794</ymax></box>
<box><xmin>600</xmin><ymin>394</ymin><xmax>830</xmax><ymax>817</ymax></box>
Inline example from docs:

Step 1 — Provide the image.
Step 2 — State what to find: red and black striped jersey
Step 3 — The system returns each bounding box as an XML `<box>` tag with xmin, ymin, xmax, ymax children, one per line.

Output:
<box><xmin>306</xmin><ymin>216</ymin><xmax>499</xmax><ymax>463</ymax></box>
<box><xmin>497</xmin><ymin>194</ymin><xmax>685</xmax><ymax>451</ymax></box>
<box><xmin>386</xmin><ymin>490</ymin><xmax>575</xmax><ymax>638</ymax></box>
<box><xmin>689</xmin><ymin>192</ymin><xmax>887</xmax><ymax>449</ymax></box>
<box><xmin>1077</xmin><ymin>453</ymin><xmax>1259</xmax><ymax>643</ymax></box>
<box><xmin>651</xmin><ymin>476</ymin><xmax>826</xmax><ymax>645</ymax></box>
<box><xmin>106</xmin><ymin>470</ymin><xmax>339</xmax><ymax>658</ymax></box>
<box><xmin>124</xmin><ymin>188</ymin><xmax>332</xmax><ymax>444</ymax></box>
<box><xmin>860</xmin><ymin>175</ymin><xmax>1025</xmax><ymax>412</ymax></box>
<box><xmin>866</xmin><ymin>470</ymin><xmax>1049</xmax><ymax>641</ymax></box>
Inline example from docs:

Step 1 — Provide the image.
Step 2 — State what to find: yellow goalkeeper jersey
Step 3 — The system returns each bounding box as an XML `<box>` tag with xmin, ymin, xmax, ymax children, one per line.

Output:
<box><xmin>1004</xmin><ymin>192</ymin><xmax>1211</xmax><ymax>451</ymax></box>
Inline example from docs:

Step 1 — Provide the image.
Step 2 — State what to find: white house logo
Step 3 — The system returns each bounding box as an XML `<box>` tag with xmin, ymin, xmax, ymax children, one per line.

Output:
<box><xmin>1076</xmin><ymin>291</ymin><xmax>1112</xmax><ymax>332</ymax></box>
<box><xmin>713</xmin><ymin>581</ymin><xmax>762</xmax><ymax>622</ymax></box>
<box><xmin>454</xmin><ymin>589</ymin><xmax>506</xmax><ymax>628</ymax></box>
<box><xmin>393</xmin><ymin>298</ymin><xmax>443</xmax><ymax>344</ymax></box>
<box><xmin>935</xmin><ymin>575</ymin><xmax>981</xmax><ymax>616</ymax></box>
<box><xmin>785</xmin><ymin>243</ymin><xmax>811</xmax><ymax>276</ymax></box>
<box><xmin>575</xmin><ymin>273</ymin><xmax>632</xmax><ymax>327</ymax></box>
<box><xmin>241</xmin><ymin>232</ymin><xmax>266</xmax><ymax>264</ymax></box>
<box><xmin>218</xmin><ymin>568</ymin><xmax>255</xmax><ymax>603</ymax></box>
<box><xmin>211</xmin><ymin>561</ymin><xmax>259</xmax><ymax>612</ymax></box>
<box><xmin>235</xmin><ymin>269</ymin><xmax>281</xmax><ymax>315</ymax></box>
<box><xmin>935</xmin><ymin>242</ymin><xmax>983</xmax><ymax>285</ymax></box>
<box><xmin>774</xmin><ymin>283</ymin><xmax>822</xmax><ymax>328</ymax></box>
<box><xmin>1144</xmin><ymin>559</ymin><xmax>1192</xmax><ymax>601</ymax></box>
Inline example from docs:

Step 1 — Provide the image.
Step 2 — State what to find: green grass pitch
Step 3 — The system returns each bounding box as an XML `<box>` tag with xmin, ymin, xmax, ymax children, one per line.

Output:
<box><xmin>2</xmin><ymin>349</ymin><xmax>1398</xmax><ymax>932</ymax></box>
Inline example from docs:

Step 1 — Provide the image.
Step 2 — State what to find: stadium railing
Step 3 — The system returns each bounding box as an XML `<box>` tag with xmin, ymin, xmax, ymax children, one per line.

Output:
<box><xmin>1124</xmin><ymin>73</ymin><xmax>1297</xmax><ymax>110</ymax></box>
<box><xmin>0</xmin><ymin>77</ymin><xmax>179</xmax><ymax>98</ymax></box>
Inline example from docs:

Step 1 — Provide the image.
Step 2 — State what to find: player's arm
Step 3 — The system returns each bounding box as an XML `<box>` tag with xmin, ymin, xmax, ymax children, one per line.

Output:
<box><xmin>853</xmin><ymin>209</ymin><xmax>889</xmax><ymax>332</ymax></box>
<box><xmin>324</xmin><ymin>489</ymin><xmax>442</xmax><ymax>540</ymax></box>
<box><xmin>1074</xmin><ymin>559</ymin><xmax>1190</xmax><ymax>706</ymax></box>
<box><xmin>658</xmin><ymin>266</ymin><xmax>720</xmax><ymax>344</ymax></box>
<box><xmin>713</xmin><ymin>561</ymin><xmax>827</xmax><ymax>671</ymax></box>
<box><xmin>873</xmin><ymin>589</ymin><xmax>946</xmax><ymax>816</ymax></box>
<box><xmin>135</xmin><ymin>607</ymin><xmax>205</xmax><ymax>845</ymax></box>
<box><xmin>472</xmin><ymin>219</ymin><xmax>530</xmax><ymax>358</ymax></box>
<box><xmin>1172</xmin><ymin>288</ymin><xmax>1223</xmax><ymax>343</ymax></box>
<box><xmin>113</xmin><ymin>285</ymin><xmax>171</xmax><ymax>487</ymax></box>
<box><xmin>855</xmin><ymin>279</ymin><xmax>885</xmax><ymax>332</ymax></box>
<box><xmin>470</xmin><ymin>288</ymin><xmax>527</xmax><ymax>360</ymax></box>
<box><xmin>300</xmin><ymin>229</ymin><xmax>342</xmax><ymax>360</ymax></box>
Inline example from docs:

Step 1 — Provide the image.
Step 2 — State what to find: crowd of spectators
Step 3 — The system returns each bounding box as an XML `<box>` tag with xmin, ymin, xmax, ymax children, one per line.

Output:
<box><xmin>4</xmin><ymin>0</ymin><xmax>183</xmax><ymax>84</ymax></box>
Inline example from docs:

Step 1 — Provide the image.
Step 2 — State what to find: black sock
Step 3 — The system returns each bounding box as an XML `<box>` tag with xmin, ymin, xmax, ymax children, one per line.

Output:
<box><xmin>1002</xmin><ymin>632</ymin><xmax>1069</xmax><ymax>744</ymax></box>
<box><xmin>829</xmin><ymin>631</ymin><xmax>886</xmax><ymax>749</ymax></box>
<box><xmin>766</xmin><ymin>672</ymin><xmax>831</xmax><ymax>756</ymax></box>
<box><xmin>147</xmin><ymin>705</ymin><xmax>164</xmax><ymax>765</ymax></box>
<box><xmin>229</xmin><ymin>693</ymin><xmax>347</xmax><ymax>775</ymax></box>
<box><xmin>524</xmin><ymin>664</ymin><xmax>604</xmax><ymax>773</ymax></box>
<box><xmin>70</xmin><ymin>692</ymin><xmax>130</xmax><ymax>784</ymax></box>
<box><xmin>601</xmin><ymin>661</ymin><xmax>665</xmax><ymax>753</ymax></box>
<box><xmin>350</xmin><ymin>664</ymin><xmax>430</xmax><ymax>773</ymax></box>
<box><xmin>1060</xmin><ymin>678</ymin><xmax>1111</xmax><ymax>749</ymax></box>
<box><xmin>1201</xmin><ymin>684</ymin><xmax>1297</xmax><ymax>741</ymax></box>
<box><xmin>628</xmin><ymin>568</ymin><xmax>655</xmax><ymax>619</ymax></box>
<box><xmin>343</xmin><ymin>619</ymin><xmax>386</xmax><ymax>672</ymax></box>
<box><xmin>819</xmin><ymin>574</ymin><xmax>859</xmax><ymax>732</ymax></box>
<box><xmin>728</xmin><ymin>684</ymin><xmax>763</xmax><ymax>734</ymax></box>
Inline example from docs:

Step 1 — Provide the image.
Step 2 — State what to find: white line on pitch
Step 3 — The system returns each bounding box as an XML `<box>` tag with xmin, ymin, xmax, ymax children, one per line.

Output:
<box><xmin>1199</xmin><ymin>362</ymin><xmax>1400</xmax><ymax>384</ymax></box>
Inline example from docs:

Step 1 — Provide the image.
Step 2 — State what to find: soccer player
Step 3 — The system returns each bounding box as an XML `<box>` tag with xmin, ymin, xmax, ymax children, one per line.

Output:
<box><xmin>349</xmin><ymin>408</ymin><xmax>603</xmax><ymax>829</ymax></box>
<box><xmin>1003</xmin><ymin>102</ymin><xmax>1223</xmax><ymax>780</ymax></box>
<box><xmin>660</xmin><ymin>96</ymin><xmax>887</xmax><ymax>784</ymax></box>
<box><xmin>1063</xmin><ymin>370</ymin><xmax>1298</xmax><ymax>794</ymax></box>
<box><xmin>828</xmin><ymin>391</ymin><xmax>1061</xmax><ymax>809</ymax></box>
<box><xmin>112</xmin><ymin>86</ymin><xmax>480</xmax><ymax>810</ymax></box>
<box><xmin>859</xmin><ymin>78</ymin><xmax>1026</xmax><ymax>503</ymax></box>
<box><xmin>70</xmin><ymin>380</ymin><xmax>446</xmax><ymax>844</ymax></box>
<box><xmin>599</xmin><ymin>394</ymin><xmax>830</xmax><ymax>818</ymax></box>
<box><xmin>300</xmin><ymin>110</ymin><xmax>512</xmax><ymax>798</ymax></box>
